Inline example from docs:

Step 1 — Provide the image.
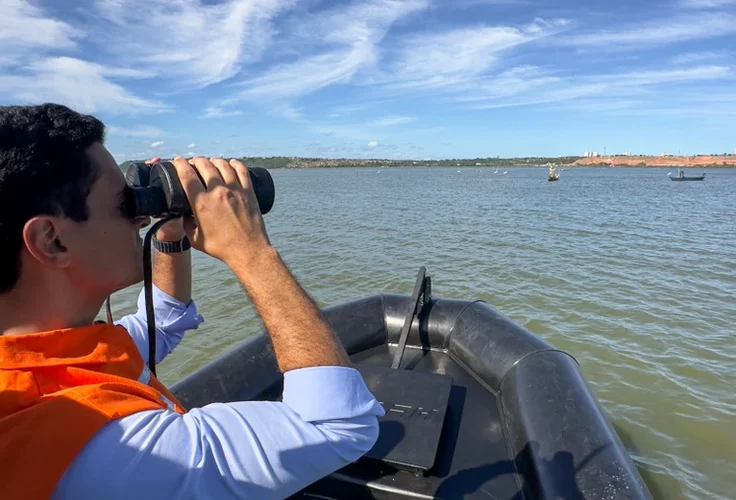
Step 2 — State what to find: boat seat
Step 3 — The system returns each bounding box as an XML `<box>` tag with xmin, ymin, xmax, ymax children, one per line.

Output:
<box><xmin>355</xmin><ymin>363</ymin><xmax>453</xmax><ymax>474</ymax></box>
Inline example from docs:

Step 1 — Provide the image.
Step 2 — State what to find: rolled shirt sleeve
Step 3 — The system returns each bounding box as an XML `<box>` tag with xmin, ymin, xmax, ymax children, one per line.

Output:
<box><xmin>115</xmin><ymin>284</ymin><xmax>204</xmax><ymax>364</ymax></box>
<box><xmin>53</xmin><ymin>366</ymin><xmax>385</xmax><ymax>500</ymax></box>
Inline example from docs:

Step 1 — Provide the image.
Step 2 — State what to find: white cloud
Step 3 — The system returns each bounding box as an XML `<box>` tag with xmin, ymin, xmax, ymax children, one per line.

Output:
<box><xmin>108</xmin><ymin>125</ymin><xmax>166</xmax><ymax>138</ymax></box>
<box><xmin>0</xmin><ymin>2</ymin><xmax>163</xmax><ymax>114</ymax></box>
<box><xmin>93</xmin><ymin>0</ymin><xmax>295</xmax><ymax>89</ymax></box>
<box><xmin>611</xmin><ymin>105</ymin><xmax>736</xmax><ymax>118</ymax></box>
<box><xmin>561</xmin><ymin>13</ymin><xmax>736</xmax><ymax>48</ymax></box>
<box><xmin>202</xmin><ymin>107</ymin><xmax>244</xmax><ymax>118</ymax></box>
<box><xmin>379</xmin><ymin>18</ymin><xmax>569</xmax><ymax>90</ymax></box>
<box><xmin>102</xmin><ymin>67</ymin><xmax>157</xmax><ymax>79</ymax></box>
<box><xmin>470</xmin><ymin>65</ymin><xmax>732</xmax><ymax>109</ymax></box>
<box><xmin>568</xmin><ymin>99</ymin><xmax>642</xmax><ymax>112</ymax></box>
<box><xmin>315</xmin><ymin>18</ymin><xmax>567</xmax><ymax>109</ymax></box>
<box><xmin>681</xmin><ymin>0</ymin><xmax>736</xmax><ymax>7</ymax></box>
<box><xmin>187</xmin><ymin>143</ymin><xmax>196</xmax><ymax>148</ymax></box>
<box><xmin>0</xmin><ymin>55</ymin><xmax>20</xmax><ymax>68</ymax></box>
<box><xmin>270</xmin><ymin>104</ymin><xmax>303</xmax><ymax>120</ymax></box>
<box><xmin>367</xmin><ymin>140</ymin><xmax>379</xmax><ymax>148</ymax></box>
<box><xmin>561</xmin><ymin>90</ymin><xmax>736</xmax><ymax>119</ymax></box>
<box><xmin>451</xmin><ymin>66</ymin><xmax>561</xmax><ymax>102</ymax></box>
<box><xmin>227</xmin><ymin>0</ymin><xmax>428</xmax><ymax>102</ymax></box>
<box><xmin>0</xmin><ymin>0</ymin><xmax>80</xmax><ymax>52</ymax></box>
<box><xmin>151</xmin><ymin>141</ymin><xmax>165</xmax><ymax>148</ymax></box>
<box><xmin>455</xmin><ymin>0</ymin><xmax>534</xmax><ymax>5</ymax></box>
<box><xmin>671</xmin><ymin>51</ymin><xmax>730</xmax><ymax>65</ymax></box>
<box><xmin>234</xmin><ymin>48</ymin><xmax>374</xmax><ymax>99</ymax></box>
<box><xmin>187</xmin><ymin>151</ymin><xmax>195</xmax><ymax>156</ymax></box>
<box><xmin>595</xmin><ymin>65</ymin><xmax>731</xmax><ymax>86</ymax></box>
<box><xmin>327</xmin><ymin>101</ymin><xmax>391</xmax><ymax>119</ymax></box>
<box><xmin>0</xmin><ymin>57</ymin><xmax>168</xmax><ymax>115</ymax></box>
<box><xmin>372</xmin><ymin>115</ymin><xmax>415</xmax><ymax>126</ymax></box>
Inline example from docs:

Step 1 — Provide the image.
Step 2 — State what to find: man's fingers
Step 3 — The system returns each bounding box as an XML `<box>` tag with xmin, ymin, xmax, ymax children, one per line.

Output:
<box><xmin>171</xmin><ymin>157</ymin><xmax>205</xmax><ymax>203</ymax></box>
<box><xmin>145</xmin><ymin>156</ymin><xmax>161</xmax><ymax>165</ymax></box>
<box><xmin>211</xmin><ymin>158</ymin><xmax>240</xmax><ymax>188</ymax></box>
<box><xmin>190</xmin><ymin>156</ymin><xmax>225</xmax><ymax>188</ymax></box>
<box><xmin>229</xmin><ymin>159</ymin><xmax>251</xmax><ymax>189</ymax></box>
<box><xmin>182</xmin><ymin>215</ymin><xmax>201</xmax><ymax>248</ymax></box>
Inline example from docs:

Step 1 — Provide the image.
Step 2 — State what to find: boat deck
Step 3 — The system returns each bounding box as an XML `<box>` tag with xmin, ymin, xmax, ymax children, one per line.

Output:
<box><xmin>298</xmin><ymin>344</ymin><xmax>523</xmax><ymax>499</ymax></box>
<box><xmin>173</xmin><ymin>292</ymin><xmax>651</xmax><ymax>500</ymax></box>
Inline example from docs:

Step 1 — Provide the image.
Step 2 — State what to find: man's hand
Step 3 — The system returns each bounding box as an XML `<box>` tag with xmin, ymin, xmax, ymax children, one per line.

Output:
<box><xmin>170</xmin><ymin>156</ymin><xmax>272</xmax><ymax>266</ymax></box>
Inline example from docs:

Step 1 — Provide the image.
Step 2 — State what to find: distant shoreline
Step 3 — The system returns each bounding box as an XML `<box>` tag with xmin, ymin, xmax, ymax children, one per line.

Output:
<box><xmin>572</xmin><ymin>155</ymin><xmax>736</xmax><ymax>168</ymax></box>
<box><xmin>120</xmin><ymin>154</ymin><xmax>736</xmax><ymax>170</ymax></box>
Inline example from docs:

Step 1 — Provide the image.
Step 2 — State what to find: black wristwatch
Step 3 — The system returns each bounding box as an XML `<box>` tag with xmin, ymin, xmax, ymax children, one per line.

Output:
<box><xmin>152</xmin><ymin>235</ymin><xmax>191</xmax><ymax>254</ymax></box>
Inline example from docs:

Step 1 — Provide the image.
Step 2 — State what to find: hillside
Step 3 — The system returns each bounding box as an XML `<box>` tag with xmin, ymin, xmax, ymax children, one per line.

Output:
<box><xmin>573</xmin><ymin>155</ymin><xmax>736</xmax><ymax>167</ymax></box>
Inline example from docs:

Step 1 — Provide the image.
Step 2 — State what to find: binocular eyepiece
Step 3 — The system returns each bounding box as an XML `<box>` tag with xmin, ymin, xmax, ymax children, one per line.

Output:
<box><xmin>124</xmin><ymin>161</ymin><xmax>275</xmax><ymax>218</ymax></box>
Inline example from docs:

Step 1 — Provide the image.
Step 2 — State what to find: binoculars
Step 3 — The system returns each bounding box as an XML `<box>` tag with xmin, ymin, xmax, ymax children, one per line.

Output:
<box><xmin>124</xmin><ymin>161</ymin><xmax>275</xmax><ymax>218</ymax></box>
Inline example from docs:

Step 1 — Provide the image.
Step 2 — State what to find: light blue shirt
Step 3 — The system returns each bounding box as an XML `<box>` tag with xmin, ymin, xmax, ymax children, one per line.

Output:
<box><xmin>53</xmin><ymin>285</ymin><xmax>384</xmax><ymax>499</ymax></box>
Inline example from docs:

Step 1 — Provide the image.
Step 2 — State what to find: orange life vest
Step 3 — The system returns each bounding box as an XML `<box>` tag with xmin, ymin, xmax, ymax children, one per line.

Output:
<box><xmin>0</xmin><ymin>323</ymin><xmax>187</xmax><ymax>500</ymax></box>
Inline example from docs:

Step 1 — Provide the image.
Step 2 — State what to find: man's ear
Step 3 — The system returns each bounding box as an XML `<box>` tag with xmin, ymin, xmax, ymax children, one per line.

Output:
<box><xmin>22</xmin><ymin>216</ymin><xmax>72</xmax><ymax>269</ymax></box>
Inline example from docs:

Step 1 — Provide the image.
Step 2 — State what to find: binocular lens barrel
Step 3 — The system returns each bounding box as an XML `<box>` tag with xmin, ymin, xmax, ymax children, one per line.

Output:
<box><xmin>130</xmin><ymin>187</ymin><xmax>168</xmax><ymax>218</ymax></box>
<box><xmin>125</xmin><ymin>161</ymin><xmax>275</xmax><ymax>218</ymax></box>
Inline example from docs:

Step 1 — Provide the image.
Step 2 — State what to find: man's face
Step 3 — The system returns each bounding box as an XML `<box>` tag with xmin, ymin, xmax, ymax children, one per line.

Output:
<box><xmin>63</xmin><ymin>143</ymin><xmax>150</xmax><ymax>298</ymax></box>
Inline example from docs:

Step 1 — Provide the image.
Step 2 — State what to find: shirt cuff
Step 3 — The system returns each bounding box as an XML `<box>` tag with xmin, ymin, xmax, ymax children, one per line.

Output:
<box><xmin>135</xmin><ymin>284</ymin><xmax>204</xmax><ymax>332</ymax></box>
<box><xmin>282</xmin><ymin>366</ymin><xmax>385</xmax><ymax>423</ymax></box>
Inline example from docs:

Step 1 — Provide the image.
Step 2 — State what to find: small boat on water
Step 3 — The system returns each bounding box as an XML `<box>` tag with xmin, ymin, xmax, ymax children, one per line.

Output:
<box><xmin>548</xmin><ymin>166</ymin><xmax>560</xmax><ymax>181</ymax></box>
<box><xmin>172</xmin><ymin>268</ymin><xmax>651</xmax><ymax>499</ymax></box>
<box><xmin>669</xmin><ymin>169</ymin><xmax>706</xmax><ymax>181</ymax></box>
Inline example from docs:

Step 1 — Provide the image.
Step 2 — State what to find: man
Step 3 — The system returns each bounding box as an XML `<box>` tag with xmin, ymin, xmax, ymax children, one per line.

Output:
<box><xmin>0</xmin><ymin>103</ymin><xmax>383</xmax><ymax>499</ymax></box>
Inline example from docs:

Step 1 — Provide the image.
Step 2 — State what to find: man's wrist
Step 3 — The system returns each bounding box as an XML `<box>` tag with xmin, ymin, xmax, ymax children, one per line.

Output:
<box><xmin>156</xmin><ymin>229</ymin><xmax>187</xmax><ymax>242</ymax></box>
<box><xmin>155</xmin><ymin>217</ymin><xmax>186</xmax><ymax>242</ymax></box>
<box><xmin>153</xmin><ymin>235</ymin><xmax>191</xmax><ymax>254</ymax></box>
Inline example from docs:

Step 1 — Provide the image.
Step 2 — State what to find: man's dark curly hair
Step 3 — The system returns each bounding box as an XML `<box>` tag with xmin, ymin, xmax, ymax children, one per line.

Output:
<box><xmin>0</xmin><ymin>103</ymin><xmax>105</xmax><ymax>293</ymax></box>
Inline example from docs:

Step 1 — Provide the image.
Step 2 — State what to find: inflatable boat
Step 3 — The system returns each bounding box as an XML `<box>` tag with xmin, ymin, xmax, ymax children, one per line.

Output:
<box><xmin>171</xmin><ymin>268</ymin><xmax>652</xmax><ymax>499</ymax></box>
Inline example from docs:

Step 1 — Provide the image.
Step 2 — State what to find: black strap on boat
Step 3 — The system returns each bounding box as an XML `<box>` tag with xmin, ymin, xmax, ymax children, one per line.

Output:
<box><xmin>142</xmin><ymin>216</ymin><xmax>177</xmax><ymax>377</ymax></box>
<box><xmin>391</xmin><ymin>266</ymin><xmax>432</xmax><ymax>370</ymax></box>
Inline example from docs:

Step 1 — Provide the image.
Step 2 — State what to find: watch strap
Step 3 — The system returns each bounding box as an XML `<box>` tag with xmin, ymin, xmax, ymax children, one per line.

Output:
<box><xmin>152</xmin><ymin>235</ymin><xmax>191</xmax><ymax>254</ymax></box>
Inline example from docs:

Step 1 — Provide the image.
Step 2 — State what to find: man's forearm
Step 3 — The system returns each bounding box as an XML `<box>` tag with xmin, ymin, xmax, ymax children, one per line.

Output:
<box><xmin>152</xmin><ymin>249</ymin><xmax>191</xmax><ymax>304</ymax></box>
<box><xmin>230</xmin><ymin>247</ymin><xmax>350</xmax><ymax>372</ymax></box>
<box><xmin>151</xmin><ymin>220</ymin><xmax>192</xmax><ymax>304</ymax></box>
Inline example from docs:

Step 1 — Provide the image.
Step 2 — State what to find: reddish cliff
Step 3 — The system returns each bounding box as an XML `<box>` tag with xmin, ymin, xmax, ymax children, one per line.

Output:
<box><xmin>573</xmin><ymin>155</ymin><xmax>736</xmax><ymax>167</ymax></box>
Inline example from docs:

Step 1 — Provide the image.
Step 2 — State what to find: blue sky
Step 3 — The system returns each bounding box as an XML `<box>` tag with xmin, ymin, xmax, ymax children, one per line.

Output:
<box><xmin>1</xmin><ymin>0</ymin><xmax>735</xmax><ymax>160</ymax></box>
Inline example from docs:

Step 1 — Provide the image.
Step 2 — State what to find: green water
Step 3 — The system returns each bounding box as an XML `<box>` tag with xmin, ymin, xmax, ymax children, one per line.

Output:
<box><xmin>110</xmin><ymin>166</ymin><xmax>735</xmax><ymax>499</ymax></box>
